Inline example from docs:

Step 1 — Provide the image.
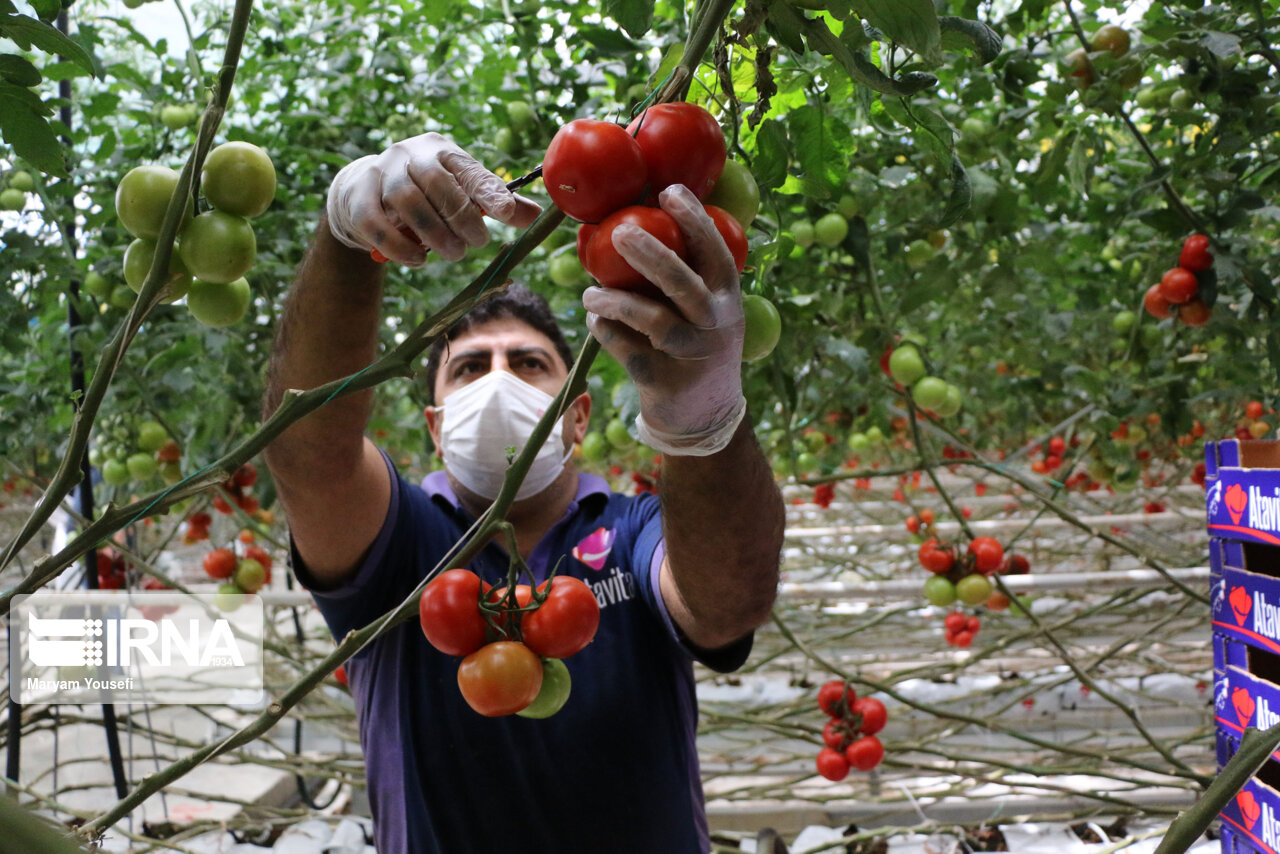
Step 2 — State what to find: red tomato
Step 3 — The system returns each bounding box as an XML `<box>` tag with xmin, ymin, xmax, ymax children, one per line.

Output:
<box><xmin>1247</xmin><ymin>401</ymin><xmax>1265</xmax><ymax>420</ymax></box>
<box><xmin>917</xmin><ymin>539</ymin><xmax>954</xmax><ymax>574</ymax></box>
<box><xmin>817</xmin><ymin>679</ymin><xmax>855</xmax><ymax>716</ymax></box>
<box><xmin>1003</xmin><ymin>553</ymin><xmax>1031</xmax><ymax>574</ymax></box>
<box><xmin>583</xmin><ymin>205</ymin><xmax>686</xmax><ymax>295</ymax></box>
<box><xmin>543</xmin><ymin>119</ymin><xmax>647</xmax><ymax>223</ymax></box>
<box><xmin>576</xmin><ymin>223</ymin><xmax>598</xmax><ymax>267</ymax></box>
<box><xmin>1179</xmin><ymin>298</ymin><xmax>1211</xmax><ymax>327</ymax></box>
<box><xmin>419</xmin><ymin>569</ymin><xmax>491</xmax><ymax>657</ymax></box>
<box><xmin>1179</xmin><ymin>234</ymin><xmax>1213</xmax><ymax>272</ymax></box>
<box><xmin>334</xmin><ymin>664</ymin><xmax>348</xmax><ymax>686</ymax></box>
<box><xmin>1048</xmin><ymin>436</ymin><xmax>1066</xmax><ymax>457</ymax></box>
<box><xmin>1143</xmin><ymin>283</ymin><xmax>1172</xmax><ymax>319</ymax></box>
<box><xmin>212</xmin><ymin>492</ymin><xmax>234</xmax><ymax>515</ymax></box>
<box><xmin>704</xmin><ymin>205</ymin><xmax>747</xmax><ymax>272</ymax></box>
<box><xmin>944</xmin><ymin>611</ymin><xmax>967</xmax><ymax>631</ymax></box>
<box><xmin>822</xmin><ymin>718</ymin><xmax>848</xmax><ymax>750</ymax></box>
<box><xmin>236</xmin><ymin>494</ymin><xmax>260</xmax><ymax>515</ymax></box>
<box><xmin>851</xmin><ymin>697</ymin><xmax>887</xmax><ymax>735</ymax></box>
<box><xmin>521</xmin><ymin>576</ymin><xmax>601</xmax><ymax>659</ymax></box>
<box><xmin>456</xmin><ymin>641</ymin><xmax>543</xmax><ymax>717</ymax></box>
<box><xmin>234</xmin><ymin>462</ymin><xmax>257</xmax><ymax>488</ymax></box>
<box><xmin>815</xmin><ymin>747</ymin><xmax>850</xmax><ymax>781</ymax></box>
<box><xmin>626</xmin><ymin>102</ymin><xmax>726</xmax><ymax>201</ymax></box>
<box><xmin>845</xmin><ymin>735</ymin><xmax>885</xmax><ymax>771</ymax></box>
<box><xmin>967</xmin><ymin>536</ymin><xmax>1004</xmax><ymax>574</ymax></box>
<box><xmin>203</xmin><ymin>548</ymin><xmax>237</xmax><ymax>580</ymax></box>
<box><xmin>918</xmin><ymin>508</ymin><xmax>935</xmax><ymax>525</ymax></box>
<box><xmin>905</xmin><ymin>516</ymin><xmax>920</xmax><ymax>534</ymax></box>
<box><xmin>1158</xmin><ymin>267</ymin><xmax>1198</xmax><ymax>304</ymax></box>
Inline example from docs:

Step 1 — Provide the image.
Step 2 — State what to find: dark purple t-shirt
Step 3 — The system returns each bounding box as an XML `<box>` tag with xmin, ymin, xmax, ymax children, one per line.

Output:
<box><xmin>295</xmin><ymin>455</ymin><xmax>752</xmax><ymax>854</ymax></box>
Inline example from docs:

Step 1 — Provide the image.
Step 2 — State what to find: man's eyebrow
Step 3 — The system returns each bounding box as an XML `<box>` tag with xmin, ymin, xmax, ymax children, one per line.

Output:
<box><xmin>506</xmin><ymin>346</ymin><xmax>553</xmax><ymax>360</ymax></box>
<box><xmin>444</xmin><ymin>348</ymin><xmax>491</xmax><ymax>365</ymax></box>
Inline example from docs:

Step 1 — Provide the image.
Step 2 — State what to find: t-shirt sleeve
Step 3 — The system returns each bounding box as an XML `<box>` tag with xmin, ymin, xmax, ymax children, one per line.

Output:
<box><xmin>291</xmin><ymin>451</ymin><xmax>449</xmax><ymax>646</ymax></box>
<box><xmin>625</xmin><ymin>493</ymin><xmax>755</xmax><ymax>674</ymax></box>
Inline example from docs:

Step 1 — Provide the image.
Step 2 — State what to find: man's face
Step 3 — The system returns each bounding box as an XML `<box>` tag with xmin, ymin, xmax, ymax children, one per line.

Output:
<box><xmin>425</xmin><ymin>316</ymin><xmax>590</xmax><ymax>457</ymax></box>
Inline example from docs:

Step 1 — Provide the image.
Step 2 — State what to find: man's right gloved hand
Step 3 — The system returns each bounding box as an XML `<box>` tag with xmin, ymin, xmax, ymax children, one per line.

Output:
<box><xmin>325</xmin><ymin>132</ymin><xmax>541</xmax><ymax>266</ymax></box>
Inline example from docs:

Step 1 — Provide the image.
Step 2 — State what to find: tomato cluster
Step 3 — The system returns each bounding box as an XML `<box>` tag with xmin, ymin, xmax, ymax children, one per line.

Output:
<box><xmin>814</xmin><ymin>680</ymin><xmax>887</xmax><ymax>781</ymax></box>
<box><xmin>419</xmin><ymin>569</ymin><xmax>601</xmax><ymax>718</ymax></box>
<box><xmin>1235</xmin><ymin>399</ymin><xmax>1274</xmax><ymax>441</ymax></box>
<box><xmin>543</xmin><ymin>102</ymin><xmax>747</xmax><ymax>298</ymax></box>
<box><xmin>882</xmin><ymin>337</ymin><xmax>963</xmax><ymax>419</ymax></box>
<box><xmin>1143</xmin><ymin>234</ymin><xmax>1213</xmax><ymax>327</ymax></box>
<box><xmin>212</xmin><ymin>462</ymin><xmax>261</xmax><ymax>518</ymax></box>
<box><xmin>944</xmin><ymin>611</ymin><xmax>982</xmax><ymax>648</ymax></box>
<box><xmin>911</xmin><ymin>511</ymin><xmax>1024</xmax><ymax>641</ymax></box>
<box><xmin>110</xmin><ymin>141</ymin><xmax>273</xmax><ymax>327</ymax></box>
<box><xmin>202</xmin><ymin>537</ymin><xmax>273</xmax><ymax>599</ymax></box>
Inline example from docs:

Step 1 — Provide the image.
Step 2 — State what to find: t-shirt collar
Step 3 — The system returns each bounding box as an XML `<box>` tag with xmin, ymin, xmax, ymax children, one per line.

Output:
<box><xmin>421</xmin><ymin>470</ymin><xmax>611</xmax><ymax>512</ymax></box>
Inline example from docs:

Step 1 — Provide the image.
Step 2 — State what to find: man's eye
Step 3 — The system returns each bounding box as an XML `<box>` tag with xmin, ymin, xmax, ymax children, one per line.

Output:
<box><xmin>454</xmin><ymin>363</ymin><xmax>481</xmax><ymax>378</ymax></box>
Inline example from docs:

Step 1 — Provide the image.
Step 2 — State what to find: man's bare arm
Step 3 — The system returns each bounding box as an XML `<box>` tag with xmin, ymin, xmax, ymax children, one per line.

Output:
<box><xmin>262</xmin><ymin>219</ymin><xmax>390</xmax><ymax>588</ymax></box>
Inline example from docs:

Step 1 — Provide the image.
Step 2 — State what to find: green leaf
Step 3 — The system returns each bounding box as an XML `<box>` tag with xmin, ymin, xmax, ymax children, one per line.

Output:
<box><xmin>935</xmin><ymin>154</ymin><xmax>971</xmax><ymax>228</ymax></box>
<box><xmin>787</xmin><ymin>104</ymin><xmax>845</xmax><ymax>199</ymax></box>
<box><xmin>753</xmin><ymin>117</ymin><xmax>789</xmax><ymax>190</ymax></box>
<box><xmin>0</xmin><ymin>82</ymin><xmax>66</xmax><ymax>176</ymax></box>
<box><xmin>0</xmin><ymin>54</ymin><xmax>40</xmax><ymax>86</ymax></box>
<box><xmin>29</xmin><ymin>0</ymin><xmax>59</xmax><ymax>22</ymax></box>
<box><xmin>848</xmin><ymin>0</ymin><xmax>940</xmax><ymax>64</ymax></box>
<box><xmin>939</xmin><ymin>16</ymin><xmax>1001</xmax><ymax>65</ymax></box>
<box><xmin>0</xmin><ymin>13</ymin><xmax>95</xmax><ymax>75</ymax></box>
<box><xmin>647</xmin><ymin>42</ymin><xmax>684</xmax><ymax>93</ymax></box>
<box><xmin>765</xmin><ymin>2</ymin><xmax>806</xmax><ymax>54</ymax></box>
<box><xmin>785</xmin><ymin>7</ymin><xmax>937</xmax><ymax>97</ymax></box>
<box><xmin>1033</xmin><ymin>129</ymin><xmax>1075</xmax><ymax>196</ymax></box>
<box><xmin>574</xmin><ymin>25</ymin><xmax>639</xmax><ymax>58</ymax></box>
<box><xmin>603</xmin><ymin>0</ymin><xmax>653</xmax><ymax>39</ymax></box>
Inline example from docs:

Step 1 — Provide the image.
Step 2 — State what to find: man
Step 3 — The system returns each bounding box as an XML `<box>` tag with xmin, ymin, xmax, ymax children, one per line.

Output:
<box><xmin>263</xmin><ymin>131</ymin><xmax>784</xmax><ymax>853</ymax></box>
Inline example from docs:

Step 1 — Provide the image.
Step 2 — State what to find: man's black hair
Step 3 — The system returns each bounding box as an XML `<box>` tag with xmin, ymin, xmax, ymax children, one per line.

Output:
<box><xmin>423</xmin><ymin>284</ymin><xmax>574</xmax><ymax>404</ymax></box>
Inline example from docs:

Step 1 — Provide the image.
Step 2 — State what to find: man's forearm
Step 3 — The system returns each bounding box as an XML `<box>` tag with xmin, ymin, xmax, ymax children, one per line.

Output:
<box><xmin>263</xmin><ymin>218</ymin><xmax>384</xmax><ymax>482</ymax></box>
<box><xmin>658</xmin><ymin>416</ymin><xmax>784</xmax><ymax>648</ymax></box>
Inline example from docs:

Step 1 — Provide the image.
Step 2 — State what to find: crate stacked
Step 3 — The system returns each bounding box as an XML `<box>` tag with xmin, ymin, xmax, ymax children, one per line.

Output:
<box><xmin>1208</xmin><ymin>439</ymin><xmax>1280</xmax><ymax>853</ymax></box>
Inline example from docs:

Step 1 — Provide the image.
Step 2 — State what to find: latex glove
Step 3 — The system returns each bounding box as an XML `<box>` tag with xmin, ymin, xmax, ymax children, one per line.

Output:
<box><xmin>325</xmin><ymin>132</ymin><xmax>542</xmax><ymax>265</ymax></box>
<box><xmin>582</xmin><ymin>184</ymin><xmax>747</xmax><ymax>457</ymax></box>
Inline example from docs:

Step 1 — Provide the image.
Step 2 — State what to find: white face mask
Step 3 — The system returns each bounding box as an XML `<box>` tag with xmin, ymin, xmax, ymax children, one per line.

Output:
<box><xmin>435</xmin><ymin>370</ymin><xmax>573</xmax><ymax>502</ymax></box>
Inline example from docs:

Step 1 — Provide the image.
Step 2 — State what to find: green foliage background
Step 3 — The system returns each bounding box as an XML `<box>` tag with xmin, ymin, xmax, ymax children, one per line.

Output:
<box><xmin>2</xmin><ymin>0</ymin><xmax>1278</xmax><ymax>495</ymax></box>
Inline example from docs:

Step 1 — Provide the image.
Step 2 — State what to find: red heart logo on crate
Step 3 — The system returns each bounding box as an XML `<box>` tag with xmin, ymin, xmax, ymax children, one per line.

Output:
<box><xmin>1234</xmin><ymin>687</ymin><xmax>1257</xmax><ymax>727</ymax></box>
<box><xmin>1240</xmin><ymin>790</ymin><xmax>1261</xmax><ymax>829</ymax></box>
<box><xmin>1232</xmin><ymin>586</ymin><xmax>1253</xmax><ymax>626</ymax></box>
<box><xmin>1227</xmin><ymin>483</ymin><xmax>1249</xmax><ymax>525</ymax></box>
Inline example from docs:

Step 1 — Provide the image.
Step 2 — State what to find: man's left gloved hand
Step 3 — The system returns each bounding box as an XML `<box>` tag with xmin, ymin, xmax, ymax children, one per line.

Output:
<box><xmin>582</xmin><ymin>184</ymin><xmax>747</xmax><ymax>457</ymax></box>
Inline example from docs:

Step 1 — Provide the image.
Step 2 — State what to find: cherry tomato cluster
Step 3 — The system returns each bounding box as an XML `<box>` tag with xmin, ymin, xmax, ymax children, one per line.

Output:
<box><xmin>1235</xmin><ymin>399</ymin><xmax>1273</xmax><ymax>441</ymax></box>
<box><xmin>1143</xmin><ymin>234</ymin><xmax>1213</xmax><ymax>326</ymax></box>
<box><xmin>944</xmin><ymin>611</ymin><xmax>982</xmax><ymax>648</ymax></box>
<box><xmin>881</xmin><ymin>338</ymin><xmax>963</xmax><ymax>419</ymax></box>
<box><xmin>542</xmin><ymin>102</ymin><xmax>747</xmax><ymax>297</ymax></box>
<box><xmin>201</xmin><ymin>540</ymin><xmax>273</xmax><ymax>595</ymax></box>
<box><xmin>96</xmin><ymin>547</ymin><xmax>129</xmax><ymax>590</ymax></box>
<box><xmin>183</xmin><ymin>510</ymin><xmax>213</xmax><ymax>544</ymax></box>
<box><xmin>212</xmin><ymin>462</ymin><xmax>261</xmax><ymax>517</ymax></box>
<box><xmin>813</xmin><ymin>680</ymin><xmax>887</xmax><ymax>781</ymax></box>
<box><xmin>419</xmin><ymin>569</ymin><xmax>601</xmax><ymax>718</ymax></box>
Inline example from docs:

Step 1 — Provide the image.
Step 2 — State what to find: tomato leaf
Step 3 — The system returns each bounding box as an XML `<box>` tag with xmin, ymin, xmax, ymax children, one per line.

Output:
<box><xmin>0</xmin><ymin>54</ymin><xmax>41</xmax><ymax>87</ymax></box>
<box><xmin>28</xmin><ymin>0</ymin><xmax>59</xmax><ymax>23</ymax></box>
<box><xmin>935</xmin><ymin>154</ymin><xmax>972</xmax><ymax>228</ymax></box>
<box><xmin>752</xmin><ymin>117</ymin><xmax>789</xmax><ymax>191</ymax></box>
<box><xmin>0</xmin><ymin>13</ymin><xmax>95</xmax><ymax>76</ymax></box>
<box><xmin>603</xmin><ymin>0</ymin><xmax>653</xmax><ymax>38</ymax></box>
<box><xmin>573</xmin><ymin>25</ymin><xmax>639</xmax><ymax>58</ymax></box>
<box><xmin>787</xmin><ymin>105</ymin><xmax>845</xmax><ymax>199</ymax></box>
<box><xmin>764</xmin><ymin>2</ymin><xmax>805</xmax><ymax>55</ymax></box>
<box><xmin>783</xmin><ymin>8</ymin><xmax>938</xmax><ymax>97</ymax></box>
<box><xmin>848</xmin><ymin>0</ymin><xmax>941</xmax><ymax>64</ymax></box>
<box><xmin>939</xmin><ymin>17</ymin><xmax>1002</xmax><ymax>65</ymax></box>
<box><xmin>0</xmin><ymin>82</ymin><xmax>67</xmax><ymax>177</ymax></box>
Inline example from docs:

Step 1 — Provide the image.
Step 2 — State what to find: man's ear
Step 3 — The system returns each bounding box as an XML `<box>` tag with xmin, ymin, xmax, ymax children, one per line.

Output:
<box><xmin>423</xmin><ymin>405</ymin><xmax>443</xmax><ymax>458</ymax></box>
<box><xmin>569</xmin><ymin>392</ymin><xmax>592</xmax><ymax>445</ymax></box>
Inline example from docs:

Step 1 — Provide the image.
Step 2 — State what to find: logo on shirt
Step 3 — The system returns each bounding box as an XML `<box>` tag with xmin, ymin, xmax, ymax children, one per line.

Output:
<box><xmin>572</xmin><ymin>526</ymin><xmax>616</xmax><ymax>571</ymax></box>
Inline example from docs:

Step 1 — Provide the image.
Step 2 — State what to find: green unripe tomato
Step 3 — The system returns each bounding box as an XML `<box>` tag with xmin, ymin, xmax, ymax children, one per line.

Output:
<box><xmin>101</xmin><ymin>458</ymin><xmax>130</xmax><ymax>486</ymax></box>
<box><xmin>84</xmin><ymin>271</ymin><xmax>113</xmax><ymax>300</ymax></box>
<box><xmin>795</xmin><ymin>452</ymin><xmax>820</xmax><ymax>475</ymax></box>
<box><xmin>126</xmin><ymin>452</ymin><xmax>158</xmax><ymax>481</ymax></box>
<box><xmin>549</xmin><ymin>252</ymin><xmax>587</xmax><ymax>289</ymax></box>
<box><xmin>123</xmin><ymin>238</ymin><xmax>192</xmax><ymax>303</ymax></box>
<box><xmin>605</xmin><ymin>418</ymin><xmax>633</xmax><ymax>449</ymax></box>
<box><xmin>905</xmin><ymin>239</ymin><xmax>934</xmax><ymax>269</ymax></box>
<box><xmin>580</xmin><ymin>431</ymin><xmax>608</xmax><ymax>462</ymax></box>
<box><xmin>741</xmin><ymin>295</ymin><xmax>782</xmax><ymax>362</ymax></box>
<box><xmin>704</xmin><ymin>159</ymin><xmax>760</xmax><ymax>230</ymax></box>
<box><xmin>215</xmin><ymin>583</ymin><xmax>243</xmax><ymax>612</ymax></box>
<box><xmin>847</xmin><ymin>432</ymin><xmax>869</xmax><ymax>452</ymax></box>
<box><xmin>961</xmin><ymin>117</ymin><xmax>987</xmax><ymax>138</ymax></box>
<box><xmin>955</xmin><ymin>573</ymin><xmax>993</xmax><ymax>606</ymax></box>
<box><xmin>813</xmin><ymin>212</ymin><xmax>848</xmax><ymax>247</ymax></box>
<box><xmin>8</xmin><ymin>171</ymin><xmax>34</xmax><ymax>192</ymax></box>
<box><xmin>1169</xmin><ymin>89</ymin><xmax>1194</xmax><ymax>110</ymax></box>
<box><xmin>0</xmin><ymin>188</ymin><xmax>26</xmax><ymax>211</ymax></box>
<box><xmin>792</xmin><ymin>220</ymin><xmax>816</xmax><ymax>249</ymax></box>
<box><xmin>912</xmin><ymin>376</ymin><xmax>950</xmax><ymax>411</ymax></box>
<box><xmin>494</xmin><ymin>127</ymin><xmax>520</xmax><ymax>155</ymax></box>
<box><xmin>160</xmin><ymin>105</ymin><xmax>192</xmax><ymax>131</ymax></box>
<box><xmin>865</xmin><ymin>426</ymin><xmax>885</xmax><ymax>444</ymax></box>
<box><xmin>136</xmin><ymin>421</ymin><xmax>168</xmax><ymax>453</ymax></box>
<box><xmin>507</xmin><ymin>100</ymin><xmax>536</xmax><ymax>132</ymax></box>
<box><xmin>187</xmin><ymin>277</ymin><xmax>252</xmax><ymax>327</ymax></box>
<box><xmin>935</xmin><ymin>383</ymin><xmax>963</xmax><ymax>418</ymax></box>
<box><xmin>109</xmin><ymin>284</ymin><xmax>136</xmax><ymax>309</ymax></box>
<box><xmin>1112</xmin><ymin>310</ymin><xmax>1135</xmax><ymax>334</ymax></box>
<box><xmin>923</xmin><ymin>576</ymin><xmax>957</xmax><ymax>607</ymax></box>
<box><xmin>888</xmin><ymin>346</ymin><xmax>926</xmax><ymax>386</ymax></box>
<box><xmin>517</xmin><ymin>657</ymin><xmax>571</xmax><ymax>719</ymax></box>
<box><xmin>835</xmin><ymin>194</ymin><xmax>859</xmax><ymax>219</ymax></box>
<box><xmin>1141</xmin><ymin>325</ymin><xmax>1162</xmax><ymax>347</ymax></box>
